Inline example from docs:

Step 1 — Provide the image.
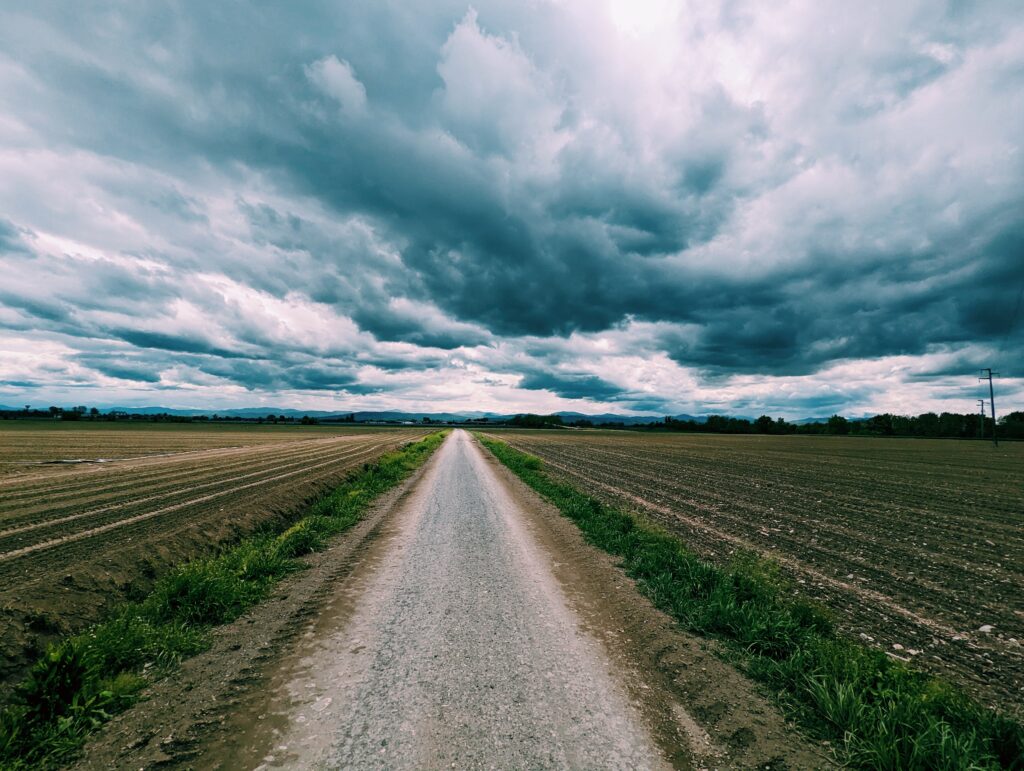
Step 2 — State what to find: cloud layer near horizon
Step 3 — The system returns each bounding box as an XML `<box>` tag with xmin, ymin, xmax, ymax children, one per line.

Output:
<box><xmin>1</xmin><ymin>1</ymin><xmax>1022</xmax><ymax>417</ymax></box>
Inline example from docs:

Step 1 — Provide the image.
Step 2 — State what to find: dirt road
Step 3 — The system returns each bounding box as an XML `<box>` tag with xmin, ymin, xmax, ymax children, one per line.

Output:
<box><xmin>217</xmin><ymin>429</ymin><xmax>665</xmax><ymax>768</ymax></box>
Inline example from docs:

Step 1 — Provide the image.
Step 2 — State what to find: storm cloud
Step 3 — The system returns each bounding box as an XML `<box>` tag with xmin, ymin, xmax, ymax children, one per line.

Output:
<box><xmin>1</xmin><ymin>1</ymin><xmax>1021</xmax><ymax>416</ymax></box>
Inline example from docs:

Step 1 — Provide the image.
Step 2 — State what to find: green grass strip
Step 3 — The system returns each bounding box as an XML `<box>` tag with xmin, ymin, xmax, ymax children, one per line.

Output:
<box><xmin>0</xmin><ymin>431</ymin><xmax>448</xmax><ymax>770</ymax></box>
<box><xmin>476</xmin><ymin>434</ymin><xmax>1023</xmax><ymax>771</ymax></box>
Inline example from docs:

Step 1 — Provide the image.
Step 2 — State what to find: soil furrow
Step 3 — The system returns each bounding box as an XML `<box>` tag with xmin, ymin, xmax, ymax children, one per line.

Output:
<box><xmin>0</xmin><ymin>440</ymin><xmax>392</xmax><ymax>541</ymax></box>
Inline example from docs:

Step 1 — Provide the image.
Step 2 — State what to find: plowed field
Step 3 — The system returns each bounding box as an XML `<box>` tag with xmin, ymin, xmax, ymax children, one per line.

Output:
<box><xmin>0</xmin><ymin>423</ymin><xmax>426</xmax><ymax>695</ymax></box>
<box><xmin>487</xmin><ymin>430</ymin><xmax>1024</xmax><ymax>716</ymax></box>
<box><xmin>0</xmin><ymin>421</ymin><xmax>387</xmax><ymax>475</ymax></box>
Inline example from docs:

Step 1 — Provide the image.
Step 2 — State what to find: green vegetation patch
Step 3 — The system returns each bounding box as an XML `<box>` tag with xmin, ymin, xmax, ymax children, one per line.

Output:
<box><xmin>0</xmin><ymin>431</ymin><xmax>447</xmax><ymax>770</ymax></box>
<box><xmin>476</xmin><ymin>434</ymin><xmax>1023</xmax><ymax>770</ymax></box>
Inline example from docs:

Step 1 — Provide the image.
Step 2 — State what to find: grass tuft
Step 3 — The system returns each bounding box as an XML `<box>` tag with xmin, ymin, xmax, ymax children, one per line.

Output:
<box><xmin>477</xmin><ymin>433</ymin><xmax>1023</xmax><ymax>771</ymax></box>
<box><xmin>275</xmin><ymin>517</ymin><xmax>331</xmax><ymax>558</ymax></box>
<box><xmin>0</xmin><ymin>430</ymin><xmax>448</xmax><ymax>769</ymax></box>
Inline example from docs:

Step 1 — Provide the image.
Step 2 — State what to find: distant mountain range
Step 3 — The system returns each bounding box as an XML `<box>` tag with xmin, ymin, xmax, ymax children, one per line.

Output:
<box><xmin>1</xmin><ymin>404</ymin><xmax>845</xmax><ymax>425</ymax></box>
<box><xmin>1</xmin><ymin>405</ymin><xmax>677</xmax><ymax>423</ymax></box>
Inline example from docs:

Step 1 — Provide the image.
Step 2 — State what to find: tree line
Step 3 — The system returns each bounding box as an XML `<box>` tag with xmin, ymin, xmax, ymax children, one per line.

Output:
<box><xmin>0</xmin><ymin>407</ymin><xmax>322</xmax><ymax>425</ymax></box>
<box><xmin>508</xmin><ymin>411</ymin><xmax>1024</xmax><ymax>439</ymax></box>
<box><xmin>5</xmin><ymin>406</ymin><xmax>1022</xmax><ymax>439</ymax></box>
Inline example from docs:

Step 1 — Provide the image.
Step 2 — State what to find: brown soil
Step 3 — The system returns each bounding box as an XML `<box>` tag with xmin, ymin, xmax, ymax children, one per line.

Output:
<box><xmin>72</xmin><ymin>434</ymin><xmax>832</xmax><ymax>770</ymax></box>
<box><xmin>0</xmin><ymin>421</ymin><xmax>383</xmax><ymax>476</ymax></box>
<box><xmin>487</xmin><ymin>430</ymin><xmax>1024</xmax><ymax>718</ymax></box>
<box><xmin>0</xmin><ymin>424</ymin><xmax>425</xmax><ymax>697</ymax></box>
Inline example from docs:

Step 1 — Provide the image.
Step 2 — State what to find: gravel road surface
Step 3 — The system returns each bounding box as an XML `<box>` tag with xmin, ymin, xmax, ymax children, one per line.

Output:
<box><xmin>231</xmin><ymin>429</ymin><xmax>667</xmax><ymax>769</ymax></box>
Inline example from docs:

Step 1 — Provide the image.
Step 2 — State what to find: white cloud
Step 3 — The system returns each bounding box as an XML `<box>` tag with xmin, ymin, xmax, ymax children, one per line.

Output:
<box><xmin>306</xmin><ymin>55</ymin><xmax>367</xmax><ymax>114</ymax></box>
<box><xmin>437</xmin><ymin>10</ymin><xmax>563</xmax><ymax>159</ymax></box>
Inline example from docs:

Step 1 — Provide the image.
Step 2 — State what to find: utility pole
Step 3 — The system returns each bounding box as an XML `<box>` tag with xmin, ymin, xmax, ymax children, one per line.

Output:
<box><xmin>977</xmin><ymin>399</ymin><xmax>987</xmax><ymax>440</ymax></box>
<box><xmin>979</xmin><ymin>369</ymin><xmax>999</xmax><ymax>447</ymax></box>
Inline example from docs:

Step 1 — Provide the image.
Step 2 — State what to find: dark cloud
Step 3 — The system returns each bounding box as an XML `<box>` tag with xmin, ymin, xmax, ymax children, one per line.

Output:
<box><xmin>357</xmin><ymin>353</ymin><xmax>447</xmax><ymax>371</ymax></box>
<box><xmin>76</xmin><ymin>356</ymin><xmax>163</xmax><ymax>383</ymax></box>
<box><xmin>1</xmin><ymin>1</ymin><xmax>1022</xmax><ymax>413</ymax></box>
<box><xmin>518</xmin><ymin>371</ymin><xmax>628</xmax><ymax>402</ymax></box>
<box><xmin>148</xmin><ymin>190</ymin><xmax>208</xmax><ymax>224</ymax></box>
<box><xmin>196</xmin><ymin>358</ymin><xmax>361</xmax><ymax>392</ymax></box>
<box><xmin>0</xmin><ymin>292</ymin><xmax>71</xmax><ymax>325</ymax></box>
<box><xmin>0</xmin><ymin>219</ymin><xmax>31</xmax><ymax>254</ymax></box>
<box><xmin>515</xmin><ymin>369</ymin><xmax>674</xmax><ymax>413</ymax></box>
<box><xmin>349</xmin><ymin>308</ymin><xmax>489</xmax><ymax>350</ymax></box>
<box><xmin>111</xmin><ymin>330</ymin><xmax>248</xmax><ymax>359</ymax></box>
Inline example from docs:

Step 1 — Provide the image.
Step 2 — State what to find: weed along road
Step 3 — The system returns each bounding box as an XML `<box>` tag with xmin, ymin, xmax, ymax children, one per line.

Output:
<box><xmin>211</xmin><ymin>429</ymin><xmax>668</xmax><ymax>768</ymax></box>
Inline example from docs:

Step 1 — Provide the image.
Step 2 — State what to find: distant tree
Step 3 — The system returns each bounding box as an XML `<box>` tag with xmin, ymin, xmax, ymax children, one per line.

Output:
<box><xmin>826</xmin><ymin>415</ymin><xmax>849</xmax><ymax>435</ymax></box>
<box><xmin>864</xmin><ymin>414</ymin><xmax>894</xmax><ymax>435</ymax></box>
<box><xmin>915</xmin><ymin>412</ymin><xmax>940</xmax><ymax>437</ymax></box>
<box><xmin>89</xmin><ymin>407</ymin><xmax>100</xmax><ymax>418</ymax></box>
<box><xmin>938</xmin><ymin>412</ymin><xmax>966</xmax><ymax>438</ymax></box>
<box><xmin>1000</xmin><ymin>411</ymin><xmax>1024</xmax><ymax>440</ymax></box>
<box><xmin>300</xmin><ymin>415</ymin><xmax>318</xmax><ymax>425</ymax></box>
<box><xmin>507</xmin><ymin>408</ymin><xmax>1018</xmax><ymax>440</ymax></box>
<box><xmin>891</xmin><ymin>415</ymin><xmax>913</xmax><ymax>435</ymax></box>
<box><xmin>704</xmin><ymin>415</ymin><xmax>729</xmax><ymax>432</ymax></box>
<box><xmin>663</xmin><ymin>416</ymin><xmax>700</xmax><ymax>432</ymax></box>
<box><xmin>510</xmin><ymin>414</ymin><xmax>564</xmax><ymax>428</ymax></box>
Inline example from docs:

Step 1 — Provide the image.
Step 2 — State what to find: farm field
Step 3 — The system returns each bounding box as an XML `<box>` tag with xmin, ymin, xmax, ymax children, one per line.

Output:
<box><xmin>0</xmin><ymin>422</ymin><xmax>427</xmax><ymax>695</ymax></box>
<box><xmin>0</xmin><ymin>420</ymin><xmax>391</xmax><ymax>475</ymax></box>
<box><xmin>487</xmin><ymin>430</ymin><xmax>1024</xmax><ymax>716</ymax></box>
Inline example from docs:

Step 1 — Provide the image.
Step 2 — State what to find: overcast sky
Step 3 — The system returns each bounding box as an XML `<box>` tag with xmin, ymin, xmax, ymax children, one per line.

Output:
<box><xmin>1</xmin><ymin>1</ymin><xmax>1022</xmax><ymax>417</ymax></box>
